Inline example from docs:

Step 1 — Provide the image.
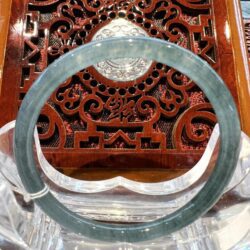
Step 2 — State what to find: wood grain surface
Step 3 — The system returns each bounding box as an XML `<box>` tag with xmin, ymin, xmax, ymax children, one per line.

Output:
<box><xmin>0</xmin><ymin>0</ymin><xmax>12</xmax><ymax>91</ymax></box>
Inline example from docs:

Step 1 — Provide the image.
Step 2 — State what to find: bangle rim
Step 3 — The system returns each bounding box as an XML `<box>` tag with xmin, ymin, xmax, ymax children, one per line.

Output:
<box><xmin>14</xmin><ymin>37</ymin><xmax>241</xmax><ymax>243</ymax></box>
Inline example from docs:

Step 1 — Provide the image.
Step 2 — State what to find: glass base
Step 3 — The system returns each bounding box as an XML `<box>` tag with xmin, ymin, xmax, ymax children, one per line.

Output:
<box><xmin>0</xmin><ymin>121</ymin><xmax>250</xmax><ymax>249</ymax></box>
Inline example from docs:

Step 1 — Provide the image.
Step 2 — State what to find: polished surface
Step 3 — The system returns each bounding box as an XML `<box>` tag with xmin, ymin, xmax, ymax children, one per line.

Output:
<box><xmin>227</xmin><ymin>0</ymin><xmax>250</xmax><ymax>136</ymax></box>
<box><xmin>1</xmin><ymin>120</ymin><xmax>250</xmax><ymax>249</ymax></box>
<box><xmin>0</xmin><ymin>0</ymin><xmax>249</xmax><ymax>182</ymax></box>
<box><xmin>14</xmin><ymin>37</ymin><xmax>241</xmax><ymax>242</ymax></box>
<box><xmin>1</xmin><ymin>119</ymin><xmax>250</xmax><ymax>248</ymax></box>
<box><xmin>0</xmin><ymin>0</ymin><xmax>12</xmax><ymax>89</ymax></box>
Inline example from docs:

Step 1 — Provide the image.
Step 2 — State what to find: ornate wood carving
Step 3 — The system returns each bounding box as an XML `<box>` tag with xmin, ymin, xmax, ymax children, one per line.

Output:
<box><xmin>0</xmin><ymin>0</ymin><xmax>244</xmax><ymax>181</ymax></box>
<box><xmin>22</xmin><ymin>0</ymin><xmax>217</xmax><ymax>150</ymax></box>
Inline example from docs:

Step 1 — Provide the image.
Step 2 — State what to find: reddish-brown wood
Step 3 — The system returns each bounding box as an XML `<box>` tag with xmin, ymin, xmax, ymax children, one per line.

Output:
<box><xmin>0</xmin><ymin>0</ymin><xmax>248</xmax><ymax>182</ymax></box>
<box><xmin>0</xmin><ymin>0</ymin><xmax>12</xmax><ymax>88</ymax></box>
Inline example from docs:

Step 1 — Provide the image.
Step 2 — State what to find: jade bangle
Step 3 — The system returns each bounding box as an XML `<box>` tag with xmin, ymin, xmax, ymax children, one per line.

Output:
<box><xmin>14</xmin><ymin>37</ymin><xmax>241</xmax><ymax>242</ymax></box>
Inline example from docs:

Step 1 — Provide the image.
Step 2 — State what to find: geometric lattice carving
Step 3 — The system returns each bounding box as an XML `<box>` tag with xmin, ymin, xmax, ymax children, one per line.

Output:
<box><xmin>20</xmin><ymin>0</ymin><xmax>217</xmax><ymax>153</ymax></box>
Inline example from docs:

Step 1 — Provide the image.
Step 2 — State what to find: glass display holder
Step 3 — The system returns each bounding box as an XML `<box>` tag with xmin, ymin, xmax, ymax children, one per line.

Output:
<box><xmin>0</xmin><ymin>37</ymin><xmax>249</xmax><ymax>249</ymax></box>
<box><xmin>1</xmin><ymin>121</ymin><xmax>250</xmax><ymax>249</ymax></box>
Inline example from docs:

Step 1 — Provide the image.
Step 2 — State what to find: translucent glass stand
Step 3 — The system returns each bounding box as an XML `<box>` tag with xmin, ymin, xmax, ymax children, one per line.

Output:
<box><xmin>0</xmin><ymin>121</ymin><xmax>250</xmax><ymax>249</ymax></box>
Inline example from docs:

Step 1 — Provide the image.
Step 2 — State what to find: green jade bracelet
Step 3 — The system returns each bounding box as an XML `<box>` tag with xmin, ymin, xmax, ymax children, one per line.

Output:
<box><xmin>14</xmin><ymin>37</ymin><xmax>241</xmax><ymax>243</ymax></box>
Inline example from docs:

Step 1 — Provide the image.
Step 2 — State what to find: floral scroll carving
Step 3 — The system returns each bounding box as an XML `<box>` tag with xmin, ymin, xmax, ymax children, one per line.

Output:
<box><xmin>20</xmin><ymin>0</ymin><xmax>217</xmax><ymax>152</ymax></box>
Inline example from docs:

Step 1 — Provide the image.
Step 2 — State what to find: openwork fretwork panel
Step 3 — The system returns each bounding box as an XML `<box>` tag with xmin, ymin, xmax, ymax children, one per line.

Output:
<box><xmin>20</xmin><ymin>0</ymin><xmax>217</xmax><ymax>153</ymax></box>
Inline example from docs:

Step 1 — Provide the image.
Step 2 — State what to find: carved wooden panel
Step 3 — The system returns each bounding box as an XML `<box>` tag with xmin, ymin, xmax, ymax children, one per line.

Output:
<box><xmin>245</xmin><ymin>20</ymin><xmax>250</xmax><ymax>59</ymax></box>
<box><xmin>0</xmin><ymin>0</ymin><xmax>244</xmax><ymax>181</ymax></box>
